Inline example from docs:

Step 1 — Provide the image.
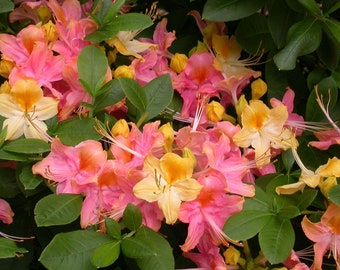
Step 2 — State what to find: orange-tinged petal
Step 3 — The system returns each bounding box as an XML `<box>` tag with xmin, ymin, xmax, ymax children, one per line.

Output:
<box><xmin>301</xmin><ymin>216</ymin><xmax>330</xmax><ymax>243</ymax></box>
<box><xmin>160</xmin><ymin>152</ymin><xmax>194</xmax><ymax>184</ymax></box>
<box><xmin>241</xmin><ymin>100</ymin><xmax>270</xmax><ymax>130</ymax></box>
<box><xmin>322</xmin><ymin>204</ymin><xmax>340</xmax><ymax>234</ymax></box>
<box><xmin>212</xmin><ymin>34</ymin><xmax>229</xmax><ymax>59</ymax></box>
<box><xmin>10</xmin><ymin>79</ymin><xmax>43</xmax><ymax>112</ymax></box>
<box><xmin>317</xmin><ymin>157</ymin><xmax>340</xmax><ymax>177</ymax></box>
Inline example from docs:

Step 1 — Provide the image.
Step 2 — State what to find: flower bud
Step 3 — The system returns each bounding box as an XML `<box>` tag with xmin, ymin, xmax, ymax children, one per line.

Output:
<box><xmin>170</xmin><ymin>53</ymin><xmax>188</xmax><ymax>73</ymax></box>
<box><xmin>42</xmin><ymin>20</ymin><xmax>58</xmax><ymax>42</ymax></box>
<box><xmin>223</xmin><ymin>246</ymin><xmax>240</xmax><ymax>265</ymax></box>
<box><xmin>319</xmin><ymin>176</ymin><xmax>337</xmax><ymax>198</ymax></box>
<box><xmin>111</xmin><ymin>119</ymin><xmax>129</xmax><ymax>138</ymax></box>
<box><xmin>37</xmin><ymin>6</ymin><xmax>51</xmax><ymax>24</ymax></box>
<box><xmin>206</xmin><ymin>100</ymin><xmax>225</xmax><ymax>122</ymax></box>
<box><xmin>0</xmin><ymin>59</ymin><xmax>15</xmax><ymax>78</ymax></box>
<box><xmin>159</xmin><ymin>122</ymin><xmax>174</xmax><ymax>152</ymax></box>
<box><xmin>113</xmin><ymin>65</ymin><xmax>134</xmax><ymax>79</ymax></box>
<box><xmin>0</xmin><ymin>81</ymin><xmax>11</xmax><ymax>94</ymax></box>
<box><xmin>235</xmin><ymin>94</ymin><xmax>248</xmax><ymax>121</ymax></box>
<box><xmin>251</xmin><ymin>78</ymin><xmax>267</xmax><ymax>100</ymax></box>
<box><xmin>182</xmin><ymin>147</ymin><xmax>197</xmax><ymax>168</ymax></box>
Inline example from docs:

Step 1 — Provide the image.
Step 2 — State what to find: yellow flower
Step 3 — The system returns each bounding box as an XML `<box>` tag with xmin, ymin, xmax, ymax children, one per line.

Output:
<box><xmin>158</xmin><ymin>122</ymin><xmax>174</xmax><ymax>152</ymax></box>
<box><xmin>233</xmin><ymin>100</ymin><xmax>296</xmax><ymax>167</ymax></box>
<box><xmin>106</xmin><ymin>31</ymin><xmax>156</xmax><ymax>59</ymax></box>
<box><xmin>0</xmin><ymin>79</ymin><xmax>58</xmax><ymax>141</ymax></box>
<box><xmin>133</xmin><ymin>152</ymin><xmax>203</xmax><ymax>224</ymax></box>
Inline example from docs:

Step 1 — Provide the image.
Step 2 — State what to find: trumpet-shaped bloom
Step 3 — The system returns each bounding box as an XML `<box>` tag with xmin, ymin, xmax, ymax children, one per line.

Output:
<box><xmin>301</xmin><ymin>204</ymin><xmax>340</xmax><ymax>270</ymax></box>
<box><xmin>133</xmin><ymin>153</ymin><xmax>203</xmax><ymax>224</ymax></box>
<box><xmin>32</xmin><ymin>138</ymin><xmax>107</xmax><ymax>194</ymax></box>
<box><xmin>233</xmin><ymin>100</ymin><xmax>296</xmax><ymax>167</ymax></box>
<box><xmin>0</xmin><ymin>78</ymin><xmax>58</xmax><ymax>141</ymax></box>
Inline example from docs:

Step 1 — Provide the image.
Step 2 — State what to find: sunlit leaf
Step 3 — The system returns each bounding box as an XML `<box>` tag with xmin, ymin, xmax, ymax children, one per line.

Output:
<box><xmin>34</xmin><ymin>194</ymin><xmax>83</xmax><ymax>227</ymax></box>
<box><xmin>39</xmin><ymin>231</ymin><xmax>112</xmax><ymax>270</ymax></box>
<box><xmin>91</xmin><ymin>241</ymin><xmax>120</xmax><ymax>268</ymax></box>
<box><xmin>121</xmin><ymin>226</ymin><xmax>175</xmax><ymax>270</ymax></box>
<box><xmin>259</xmin><ymin>218</ymin><xmax>295</xmax><ymax>264</ymax></box>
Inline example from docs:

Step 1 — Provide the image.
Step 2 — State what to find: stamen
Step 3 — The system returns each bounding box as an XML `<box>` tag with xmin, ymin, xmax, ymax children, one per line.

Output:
<box><xmin>315</xmin><ymin>87</ymin><xmax>340</xmax><ymax>134</ymax></box>
<box><xmin>0</xmin><ymin>231</ymin><xmax>35</xmax><ymax>242</ymax></box>
<box><xmin>94</xmin><ymin>118</ymin><xmax>144</xmax><ymax>158</ymax></box>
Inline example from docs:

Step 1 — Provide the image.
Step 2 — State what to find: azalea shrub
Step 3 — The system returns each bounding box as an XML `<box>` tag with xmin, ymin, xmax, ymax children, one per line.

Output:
<box><xmin>0</xmin><ymin>0</ymin><xmax>339</xmax><ymax>269</ymax></box>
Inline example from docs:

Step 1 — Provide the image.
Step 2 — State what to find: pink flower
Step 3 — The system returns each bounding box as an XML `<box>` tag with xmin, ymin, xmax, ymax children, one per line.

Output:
<box><xmin>183</xmin><ymin>234</ymin><xmax>228</xmax><ymax>270</ymax></box>
<box><xmin>172</xmin><ymin>52</ymin><xmax>223</xmax><ymax>118</ymax></box>
<box><xmin>270</xmin><ymin>88</ymin><xmax>305</xmax><ymax>136</ymax></box>
<box><xmin>32</xmin><ymin>138</ymin><xmax>107</xmax><ymax>194</ymax></box>
<box><xmin>309</xmin><ymin>129</ymin><xmax>340</xmax><ymax>150</ymax></box>
<box><xmin>301</xmin><ymin>203</ymin><xmax>340</xmax><ymax>270</ymax></box>
<box><xmin>179</xmin><ymin>172</ymin><xmax>243</xmax><ymax>252</ymax></box>
<box><xmin>0</xmin><ymin>199</ymin><xmax>14</xmax><ymax>224</ymax></box>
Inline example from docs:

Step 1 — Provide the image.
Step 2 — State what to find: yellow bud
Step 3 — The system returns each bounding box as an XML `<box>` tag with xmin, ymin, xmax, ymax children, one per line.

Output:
<box><xmin>159</xmin><ymin>122</ymin><xmax>174</xmax><ymax>152</ymax></box>
<box><xmin>111</xmin><ymin>119</ymin><xmax>129</xmax><ymax>138</ymax></box>
<box><xmin>223</xmin><ymin>246</ymin><xmax>240</xmax><ymax>265</ymax></box>
<box><xmin>107</xmin><ymin>50</ymin><xmax>117</xmax><ymax>65</ymax></box>
<box><xmin>42</xmin><ymin>20</ymin><xmax>58</xmax><ymax>42</ymax></box>
<box><xmin>222</xmin><ymin>113</ymin><xmax>236</xmax><ymax>124</ymax></box>
<box><xmin>251</xmin><ymin>78</ymin><xmax>267</xmax><ymax>100</ymax></box>
<box><xmin>0</xmin><ymin>81</ymin><xmax>11</xmax><ymax>94</ymax></box>
<box><xmin>37</xmin><ymin>6</ymin><xmax>51</xmax><ymax>24</ymax></box>
<box><xmin>206</xmin><ymin>101</ymin><xmax>225</xmax><ymax>122</ymax></box>
<box><xmin>0</xmin><ymin>59</ymin><xmax>15</xmax><ymax>78</ymax></box>
<box><xmin>235</xmin><ymin>94</ymin><xmax>248</xmax><ymax>121</ymax></box>
<box><xmin>113</xmin><ymin>65</ymin><xmax>134</xmax><ymax>79</ymax></box>
<box><xmin>182</xmin><ymin>147</ymin><xmax>197</xmax><ymax>168</ymax></box>
<box><xmin>170</xmin><ymin>53</ymin><xmax>188</xmax><ymax>73</ymax></box>
<box><xmin>319</xmin><ymin>176</ymin><xmax>337</xmax><ymax>198</ymax></box>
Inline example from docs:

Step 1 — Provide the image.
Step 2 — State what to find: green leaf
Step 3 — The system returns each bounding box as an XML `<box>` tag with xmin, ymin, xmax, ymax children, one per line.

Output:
<box><xmin>3</xmin><ymin>139</ymin><xmax>50</xmax><ymax>154</ymax></box>
<box><xmin>93</xmin><ymin>0</ymin><xmax>124</xmax><ymax>25</ymax></box>
<box><xmin>91</xmin><ymin>241</ymin><xmax>120</xmax><ymax>268</ymax></box>
<box><xmin>235</xmin><ymin>13</ymin><xmax>275</xmax><ymax>55</ymax></box>
<box><xmin>18</xmin><ymin>163</ymin><xmax>43</xmax><ymax>190</ymax></box>
<box><xmin>298</xmin><ymin>0</ymin><xmax>322</xmax><ymax>15</ymax></box>
<box><xmin>123</xmin><ymin>203</ymin><xmax>142</xmax><ymax>231</ymax></box>
<box><xmin>223</xmin><ymin>211</ymin><xmax>273</xmax><ymax>240</ymax></box>
<box><xmin>87</xmin><ymin>13</ymin><xmax>153</xmax><ymax>42</ymax></box>
<box><xmin>322</xmin><ymin>17</ymin><xmax>340</xmax><ymax>45</ymax></box>
<box><xmin>78</xmin><ymin>45</ymin><xmax>108</xmax><ymax>96</ymax></box>
<box><xmin>118</xmin><ymin>78</ymin><xmax>147</xmax><ymax>113</ymax></box>
<box><xmin>0</xmin><ymin>238</ymin><xmax>28</xmax><ymax>259</ymax></box>
<box><xmin>305</xmin><ymin>76</ymin><xmax>338</xmax><ymax>121</ymax></box>
<box><xmin>277</xmin><ymin>205</ymin><xmax>300</xmax><ymax>219</ymax></box>
<box><xmin>267</xmin><ymin>0</ymin><xmax>300</xmax><ymax>49</ymax></box>
<box><xmin>121</xmin><ymin>226</ymin><xmax>175</xmax><ymax>270</ymax></box>
<box><xmin>282</xmin><ymin>149</ymin><xmax>295</xmax><ymax>173</ymax></box>
<box><xmin>52</xmin><ymin>117</ymin><xmax>102</xmax><ymax>146</ymax></box>
<box><xmin>295</xmin><ymin>189</ymin><xmax>318</xmax><ymax>210</ymax></box>
<box><xmin>105</xmin><ymin>217</ymin><xmax>121</xmax><ymax>239</ymax></box>
<box><xmin>144</xmin><ymin>74</ymin><xmax>174</xmax><ymax>122</ymax></box>
<box><xmin>242</xmin><ymin>185</ymin><xmax>272</xmax><ymax>211</ymax></box>
<box><xmin>93</xmin><ymin>79</ymin><xmax>126</xmax><ymax>112</ymax></box>
<box><xmin>273</xmin><ymin>17</ymin><xmax>322</xmax><ymax>70</ymax></box>
<box><xmin>202</xmin><ymin>0</ymin><xmax>265</xmax><ymax>22</ymax></box>
<box><xmin>0</xmin><ymin>0</ymin><xmax>14</xmax><ymax>13</ymax></box>
<box><xmin>259</xmin><ymin>218</ymin><xmax>295</xmax><ymax>264</ymax></box>
<box><xmin>39</xmin><ymin>231</ymin><xmax>112</xmax><ymax>270</ymax></box>
<box><xmin>34</xmin><ymin>194</ymin><xmax>83</xmax><ymax>227</ymax></box>
<box><xmin>328</xmin><ymin>185</ymin><xmax>340</xmax><ymax>205</ymax></box>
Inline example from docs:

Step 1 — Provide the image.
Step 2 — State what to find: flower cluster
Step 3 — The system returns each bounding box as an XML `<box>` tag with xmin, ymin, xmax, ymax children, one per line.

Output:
<box><xmin>0</xmin><ymin>0</ymin><xmax>339</xmax><ymax>269</ymax></box>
